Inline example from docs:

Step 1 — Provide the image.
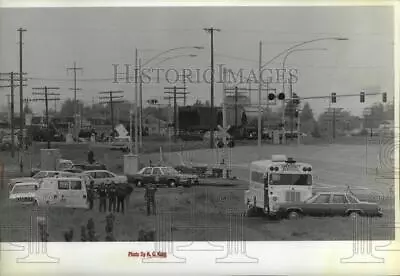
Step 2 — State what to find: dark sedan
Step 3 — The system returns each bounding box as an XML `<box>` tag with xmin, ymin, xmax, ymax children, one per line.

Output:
<box><xmin>277</xmin><ymin>192</ymin><xmax>383</xmax><ymax>219</ymax></box>
<box><xmin>128</xmin><ymin>166</ymin><xmax>198</xmax><ymax>188</ymax></box>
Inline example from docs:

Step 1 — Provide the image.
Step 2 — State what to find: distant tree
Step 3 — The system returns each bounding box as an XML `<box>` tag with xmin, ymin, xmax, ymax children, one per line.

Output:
<box><xmin>59</xmin><ymin>99</ymin><xmax>84</xmax><ymax>117</ymax></box>
<box><xmin>23</xmin><ymin>104</ymin><xmax>32</xmax><ymax>114</ymax></box>
<box><xmin>193</xmin><ymin>99</ymin><xmax>203</xmax><ymax>106</ymax></box>
<box><xmin>204</xmin><ymin>100</ymin><xmax>210</xmax><ymax>107</ymax></box>
<box><xmin>300</xmin><ymin>102</ymin><xmax>314</xmax><ymax>122</ymax></box>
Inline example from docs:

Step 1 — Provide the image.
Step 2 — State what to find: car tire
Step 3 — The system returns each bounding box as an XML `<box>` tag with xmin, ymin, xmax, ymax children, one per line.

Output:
<box><xmin>168</xmin><ymin>180</ymin><xmax>177</xmax><ymax>188</ymax></box>
<box><xmin>287</xmin><ymin>210</ymin><xmax>301</xmax><ymax>220</ymax></box>
<box><xmin>136</xmin><ymin>180</ymin><xmax>143</xmax><ymax>187</ymax></box>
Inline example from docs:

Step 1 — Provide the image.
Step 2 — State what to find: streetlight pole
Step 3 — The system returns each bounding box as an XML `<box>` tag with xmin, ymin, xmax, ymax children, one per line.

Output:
<box><xmin>281</xmin><ymin>48</ymin><xmax>328</xmax><ymax>139</ymax></box>
<box><xmin>257</xmin><ymin>41</ymin><xmax>263</xmax><ymax>151</ymax></box>
<box><xmin>258</xmin><ymin>37</ymin><xmax>347</xmax><ymax>146</ymax></box>
<box><xmin>137</xmin><ymin>47</ymin><xmax>202</xmax><ymax>152</ymax></box>
<box><xmin>134</xmin><ymin>48</ymin><xmax>139</xmax><ymax>156</ymax></box>
<box><xmin>204</xmin><ymin>27</ymin><xmax>221</xmax><ymax>149</ymax></box>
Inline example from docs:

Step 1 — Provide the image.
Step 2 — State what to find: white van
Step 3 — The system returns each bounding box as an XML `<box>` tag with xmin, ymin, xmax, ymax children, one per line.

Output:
<box><xmin>35</xmin><ymin>177</ymin><xmax>88</xmax><ymax>209</ymax></box>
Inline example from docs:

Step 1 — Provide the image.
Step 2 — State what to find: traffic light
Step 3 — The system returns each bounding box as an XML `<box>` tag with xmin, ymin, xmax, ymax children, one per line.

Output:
<box><xmin>294</xmin><ymin>109</ymin><xmax>299</xmax><ymax>118</ymax></box>
<box><xmin>360</xmin><ymin>91</ymin><xmax>365</xmax><ymax>103</ymax></box>
<box><xmin>331</xmin><ymin>92</ymin><xmax>336</xmax><ymax>103</ymax></box>
<box><xmin>147</xmin><ymin>99</ymin><xmax>158</xmax><ymax>105</ymax></box>
<box><xmin>382</xmin><ymin>92</ymin><xmax>387</xmax><ymax>103</ymax></box>
<box><xmin>268</xmin><ymin>93</ymin><xmax>275</xmax><ymax>101</ymax></box>
<box><xmin>277</xmin><ymin>93</ymin><xmax>285</xmax><ymax>100</ymax></box>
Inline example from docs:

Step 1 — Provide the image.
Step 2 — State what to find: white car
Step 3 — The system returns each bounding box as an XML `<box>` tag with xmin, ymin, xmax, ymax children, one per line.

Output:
<box><xmin>9</xmin><ymin>170</ymin><xmax>82</xmax><ymax>190</ymax></box>
<box><xmin>9</xmin><ymin>182</ymin><xmax>39</xmax><ymax>205</ymax></box>
<box><xmin>83</xmin><ymin>170</ymin><xmax>128</xmax><ymax>187</ymax></box>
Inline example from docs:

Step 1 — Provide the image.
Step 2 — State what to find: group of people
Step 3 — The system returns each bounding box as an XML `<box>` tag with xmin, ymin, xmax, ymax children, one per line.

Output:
<box><xmin>86</xmin><ymin>182</ymin><xmax>158</xmax><ymax>216</ymax></box>
<box><xmin>86</xmin><ymin>182</ymin><xmax>133</xmax><ymax>214</ymax></box>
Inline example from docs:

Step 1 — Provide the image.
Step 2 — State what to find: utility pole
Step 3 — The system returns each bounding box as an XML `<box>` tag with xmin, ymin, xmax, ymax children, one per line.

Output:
<box><xmin>18</xmin><ymin>28</ymin><xmax>27</xmax><ymax>150</ymax></box>
<box><xmin>179</xmin><ymin>72</ymin><xmax>189</xmax><ymax>106</ymax></box>
<box><xmin>67</xmin><ymin>61</ymin><xmax>83</xmax><ymax>141</ymax></box>
<box><xmin>133</xmin><ymin>48</ymin><xmax>140</xmax><ymax>158</ymax></box>
<box><xmin>164</xmin><ymin>86</ymin><xmax>186</xmax><ymax>140</ymax></box>
<box><xmin>1</xmin><ymin>72</ymin><xmax>27</xmax><ymax>157</ymax></box>
<box><xmin>32</xmin><ymin>86</ymin><xmax>60</xmax><ymax>149</ymax></box>
<box><xmin>204</xmin><ymin>27</ymin><xmax>221</xmax><ymax>149</ymax></box>
<box><xmin>224</xmin><ymin>86</ymin><xmax>248</xmax><ymax>129</ymax></box>
<box><xmin>139</xmin><ymin>58</ymin><xmax>143</xmax><ymax>150</ymax></box>
<box><xmin>258</xmin><ymin>40</ymin><xmax>262</xmax><ymax>151</ymax></box>
<box><xmin>98</xmin><ymin>90</ymin><xmax>124</xmax><ymax>137</ymax></box>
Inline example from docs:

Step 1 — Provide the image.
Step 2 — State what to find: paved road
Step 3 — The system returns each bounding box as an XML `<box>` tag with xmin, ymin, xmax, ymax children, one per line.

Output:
<box><xmin>143</xmin><ymin>143</ymin><xmax>395</xmax><ymax>196</ymax></box>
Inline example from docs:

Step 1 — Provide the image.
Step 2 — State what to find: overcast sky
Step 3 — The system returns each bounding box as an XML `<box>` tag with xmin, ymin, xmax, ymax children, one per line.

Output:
<box><xmin>0</xmin><ymin>6</ymin><xmax>394</xmax><ymax>117</ymax></box>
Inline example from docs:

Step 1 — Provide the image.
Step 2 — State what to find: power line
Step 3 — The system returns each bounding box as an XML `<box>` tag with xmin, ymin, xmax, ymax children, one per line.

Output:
<box><xmin>98</xmin><ymin>90</ymin><xmax>124</xmax><ymax>135</ymax></box>
<box><xmin>0</xmin><ymin>72</ymin><xmax>27</xmax><ymax>157</ymax></box>
<box><xmin>67</xmin><ymin>61</ymin><xmax>83</xmax><ymax>140</ymax></box>
<box><xmin>31</xmin><ymin>86</ymin><xmax>60</xmax><ymax>149</ymax></box>
<box><xmin>18</xmin><ymin>27</ymin><xmax>27</xmax><ymax>151</ymax></box>
<box><xmin>204</xmin><ymin>27</ymin><xmax>221</xmax><ymax>149</ymax></box>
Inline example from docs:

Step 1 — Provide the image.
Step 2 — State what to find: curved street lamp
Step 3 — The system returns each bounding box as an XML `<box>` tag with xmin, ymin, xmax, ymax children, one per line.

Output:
<box><xmin>142</xmin><ymin>46</ymin><xmax>204</xmax><ymax>67</ymax></box>
<box><xmin>281</xmin><ymin>48</ymin><xmax>328</xmax><ymax>136</ymax></box>
<box><xmin>137</xmin><ymin>49</ymin><xmax>201</xmax><ymax>150</ymax></box>
<box><xmin>256</xmin><ymin>37</ymin><xmax>348</xmax><ymax>151</ymax></box>
<box><xmin>152</xmin><ymin>54</ymin><xmax>198</xmax><ymax>67</ymax></box>
<box><xmin>262</xmin><ymin>37</ymin><xmax>348</xmax><ymax>69</ymax></box>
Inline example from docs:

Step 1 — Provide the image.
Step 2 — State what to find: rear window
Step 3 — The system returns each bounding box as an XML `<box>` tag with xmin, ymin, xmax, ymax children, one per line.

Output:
<box><xmin>70</xmin><ymin>180</ymin><xmax>82</xmax><ymax>190</ymax></box>
<box><xmin>58</xmin><ymin>180</ymin><xmax>70</xmax><ymax>190</ymax></box>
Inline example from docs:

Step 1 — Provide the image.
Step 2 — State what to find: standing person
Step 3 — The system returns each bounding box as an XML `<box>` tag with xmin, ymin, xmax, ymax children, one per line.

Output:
<box><xmin>108</xmin><ymin>182</ymin><xmax>117</xmax><ymax>212</ymax></box>
<box><xmin>87</xmin><ymin>182</ymin><xmax>95</xmax><ymax>210</ymax></box>
<box><xmin>88</xmin><ymin>149</ymin><xmax>94</xmax><ymax>164</ymax></box>
<box><xmin>98</xmin><ymin>183</ymin><xmax>107</xmax><ymax>212</ymax></box>
<box><xmin>116</xmin><ymin>184</ymin><xmax>126</xmax><ymax>214</ymax></box>
<box><xmin>144</xmin><ymin>184</ymin><xmax>158</xmax><ymax>216</ymax></box>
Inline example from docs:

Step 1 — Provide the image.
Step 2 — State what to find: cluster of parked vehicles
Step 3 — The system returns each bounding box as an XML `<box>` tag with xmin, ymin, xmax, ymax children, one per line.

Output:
<box><xmin>8</xmin><ymin>158</ymin><xmax>204</xmax><ymax>209</ymax></box>
<box><xmin>244</xmin><ymin>155</ymin><xmax>383</xmax><ymax>220</ymax></box>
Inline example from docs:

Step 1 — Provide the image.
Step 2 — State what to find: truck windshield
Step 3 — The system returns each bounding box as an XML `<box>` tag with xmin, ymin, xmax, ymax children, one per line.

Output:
<box><xmin>270</xmin><ymin>173</ymin><xmax>312</xmax><ymax>186</ymax></box>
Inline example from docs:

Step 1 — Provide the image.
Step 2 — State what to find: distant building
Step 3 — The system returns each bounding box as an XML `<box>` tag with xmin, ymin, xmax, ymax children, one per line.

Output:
<box><xmin>143</xmin><ymin>114</ymin><xmax>168</xmax><ymax>135</ymax></box>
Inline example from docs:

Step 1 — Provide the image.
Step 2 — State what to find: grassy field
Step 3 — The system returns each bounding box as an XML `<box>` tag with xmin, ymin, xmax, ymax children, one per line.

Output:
<box><xmin>0</xmin><ymin>134</ymin><xmax>395</xmax><ymax>242</ymax></box>
<box><xmin>0</xmin><ymin>179</ymin><xmax>394</xmax><ymax>242</ymax></box>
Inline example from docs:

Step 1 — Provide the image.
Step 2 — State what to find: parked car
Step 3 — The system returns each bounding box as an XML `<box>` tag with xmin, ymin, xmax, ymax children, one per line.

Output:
<box><xmin>82</xmin><ymin>170</ymin><xmax>128</xmax><ymax>188</ymax></box>
<box><xmin>128</xmin><ymin>166</ymin><xmax>199</xmax><ymax>188</ymax></box>
<box><xmin>277</xmin><ymin>192</ymin><xmax>383</xmax><ymax>219</ymax></box>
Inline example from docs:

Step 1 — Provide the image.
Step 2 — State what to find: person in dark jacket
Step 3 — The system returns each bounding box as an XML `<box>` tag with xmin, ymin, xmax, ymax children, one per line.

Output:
<box><xmin>87</xmin><ymin>183</ymin><xmax>95</xmax><ymax>210</ymax></box>
<box><xmin>108</xmin><ymin>182</ymin><xmax>117</xmax><ymax>212</ymax></box>
<box><xmin>98</xmin><ymin>183</ymin><xmax>107</xmax><ymax>212</ymax></box>
<box><xmin>144</xmin><ymin>184</ymin><xmax>157</xmax><ymax>216</ymax></box>
<box><xmin>88</xmin><ymin>149</ymin><xmax>94</xmax><ymax>164</ymax></box>
<box><xmin>116</xmin><ymin>185</ymin><xmax>126</xmax><ymax>214</ymax></box>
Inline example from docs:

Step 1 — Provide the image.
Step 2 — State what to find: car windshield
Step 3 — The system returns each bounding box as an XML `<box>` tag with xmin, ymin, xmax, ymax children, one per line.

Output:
<box><xmin>33</xmin><ymin>171</ymin><xmax>47</xmax><ymax>179</ymax></box>
<box><xmin>12</xmin><ymin>185</ymin><xmax>37</xmax><ymax>193</ymax></box>
<box><xmin>162</xmin><ymin>167</ymin><xmax>179</xmax><ymax>175</ymax></box>
<box><xmin>270</xmin><ymin>173</ymin><xmax>312</xmax><ymax>186</ymax></box>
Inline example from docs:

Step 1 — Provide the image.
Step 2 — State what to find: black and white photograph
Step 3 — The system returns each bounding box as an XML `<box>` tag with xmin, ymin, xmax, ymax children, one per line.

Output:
<box><xmin>0</xmin><ymin>1</ymin><xmax>398</xmax><ymax>274</ymax></box>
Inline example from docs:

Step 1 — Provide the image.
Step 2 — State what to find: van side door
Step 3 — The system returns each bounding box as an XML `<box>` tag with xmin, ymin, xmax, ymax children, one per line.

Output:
<box><xmin>69</xmin><ymin>179</ymin><xmax>88</xmax><ymax>208</ymax></box>
<box><xmin>56</xmin><ymin>179</ymin><xmax>70</xmax><ymax>206</ymax></box>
